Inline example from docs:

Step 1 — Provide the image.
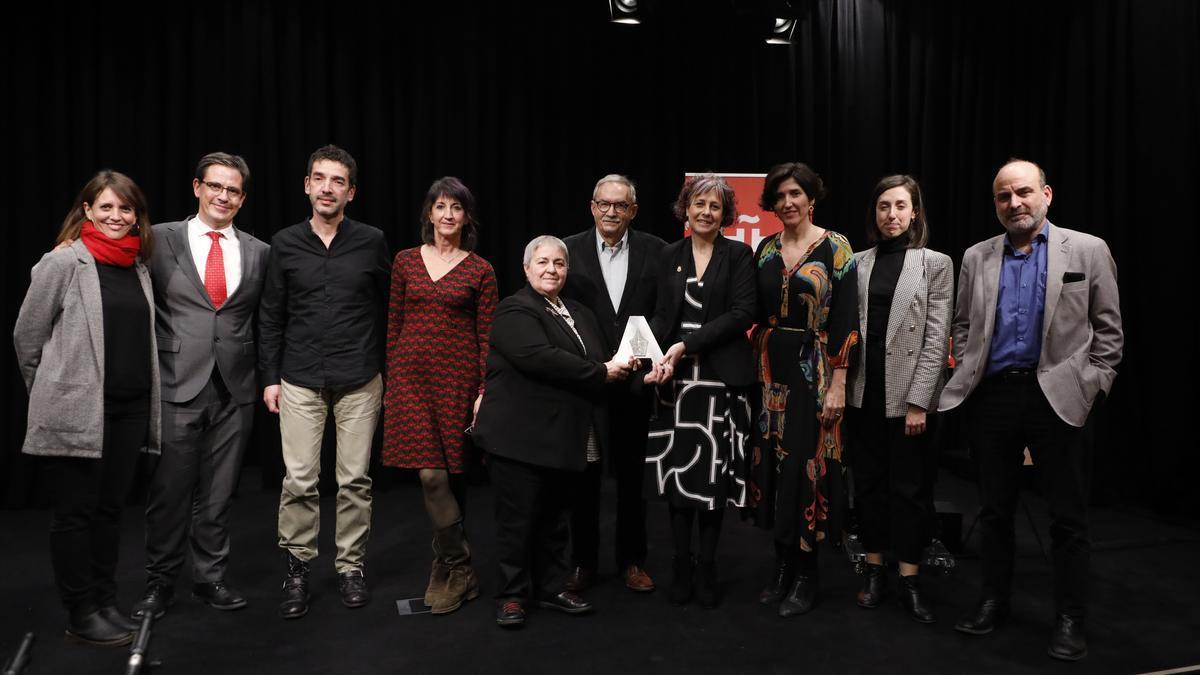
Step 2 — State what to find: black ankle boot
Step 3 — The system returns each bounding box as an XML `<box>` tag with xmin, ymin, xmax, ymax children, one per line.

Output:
<box><xmin>759</xmin><ymin>555</ymin><xmax>795</xmax><ymax>605</ymax></box>
<box><xmin>669</xmin><ymin>555</ymin><xmax>694</xmax><ymax>605</ymax></box>
<box><xmin>778</xmin><ymin>575</ymin><xmax>817</xmax><ymax>617</ymax></box>
<box><xmin>695</xmin><ymin>560</ymin><xmax>719</xmax><ymax>608</ymax></box>
<box><xmin>856</xmin><ymin>563</ymin><xmax>886</xmax><ymax>608</ymax></box>
<box><xmin>65</xmin><ymin>609</ymin><xmax>134</xmax><ymax>646</ymax></box>
<box><xmin>899</xmin><ymin>574</ymin><xmax>936</xmax><ymax>624</ymax></box>
<box><xmin>279</xmin><ymin>552</ymin><xmax>310</xmax><ymax>620</ymax></box>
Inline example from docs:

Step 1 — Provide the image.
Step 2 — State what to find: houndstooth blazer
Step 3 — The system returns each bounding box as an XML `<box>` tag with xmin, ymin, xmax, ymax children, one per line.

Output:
<box><xmin>847</xmin><ymin>246</ymin><xmax>954</xmax><ymax>418</ymax></box>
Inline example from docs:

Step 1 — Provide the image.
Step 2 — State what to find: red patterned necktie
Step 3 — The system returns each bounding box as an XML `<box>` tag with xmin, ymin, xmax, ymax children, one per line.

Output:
<box><xmin>204</xmin><ymin>230</ymin><xmax>228</xmax><ymax>309</ymax></box>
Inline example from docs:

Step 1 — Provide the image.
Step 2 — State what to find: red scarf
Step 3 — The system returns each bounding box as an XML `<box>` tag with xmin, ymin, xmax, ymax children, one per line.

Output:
<box><xmin>80</xmin><ymin>220</ymin><xmax>141</xmax><ymax>267</ymax></box>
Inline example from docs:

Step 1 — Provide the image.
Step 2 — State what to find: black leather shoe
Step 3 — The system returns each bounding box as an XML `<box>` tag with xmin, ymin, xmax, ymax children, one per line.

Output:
<box><xmin>338</xmin><ymin>570</ymin><xmax>370</xmax><ymax>608</ymax></box>
<box><xmin>495</xmin><ymin>600</ymin><xmax>525</xmax><ymax>627</ymax></box>
<box><xmin>537</xmin><ymin>591</ymin><xmax>593</xmax><ymax>615</ymax></box>
<box><xmin>279</xmin><ymin>553</ymin><xmax>310</xmax><ymax>620</ymax></box>
<box><xmin>695</xmin><ymin>560</ymin><xmax>720</xmax><ymax>608</ymax></box>
<box><xmin>669</xmin><ymin>555</ymin><xmax>694</xmax><ymax>605</ymax></box>
<box><xmin>564</xmin><ymin>566</ymin><xmax>594</xmax><ymax>592</ymax></box>
<box><xmin>759</xmin><ymin>558</ymin><xmax>794</xmax><ymax>605</ymax></box>
<box><xmin>1047</xmin><ymin>614</ymin><xmax>1088</xmax><ymax>661</ymax></box>
<box><xmin>954</xmin><ymin>598</ymin><xmax>1009</xmax><ymax>635</ymax></box>
<box><xmin>65</xmin><ymin>609</ymin><xmax>134</xmax><ymax>646</ymax></box>
<box><xmin>98</xmin><ymin>606</ymin><xmax>139</xmax><ymax>632</ymax></box>
<box><xmin>856</xmin><ymin>563</ymin><xmax>886</xmax><ymax>608</ymax></box>
<box><xmin>779</xmin><ymin>576</ymin><xmax>817</xmax><ymax>617</ymax></box>
<box><xmin>898</xmin><ymin>574</ymin><xmax>936</xmax><ymax>624</ymax></box>
<box><xmin>193</xmin><ymin>581</ymin><xmax>248</xmax><ymax>610</ymax></box>
<box><xmin>131</xmin><ymin>584</ymin><xmax>174</xmax><ymax>620</ymax></box>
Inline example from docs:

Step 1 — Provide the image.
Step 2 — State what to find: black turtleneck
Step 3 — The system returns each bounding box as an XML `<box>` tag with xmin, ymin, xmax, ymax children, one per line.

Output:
<box><xmin>864</xmin><ymin>231</ymin><xmax>911</xmax><ymax>412</ymax></box>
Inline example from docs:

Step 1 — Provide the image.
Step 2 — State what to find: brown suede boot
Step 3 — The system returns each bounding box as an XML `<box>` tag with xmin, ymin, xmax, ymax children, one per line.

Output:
<box><xmin>431</xmin><ymin>521</ymin><xmax>480</xmax><ymax>615</ymax></box>
<box><xmin>423</xmin><ymin>535</ymin><xmax>450</xmax><ymax>607</ymax></box>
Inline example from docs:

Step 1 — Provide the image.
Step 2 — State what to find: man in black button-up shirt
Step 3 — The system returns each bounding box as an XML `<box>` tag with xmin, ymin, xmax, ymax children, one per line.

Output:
<box><xmin>258</xmin><ymin>145</ymin><xmax>390</xmax><ymax>619</ymax></box>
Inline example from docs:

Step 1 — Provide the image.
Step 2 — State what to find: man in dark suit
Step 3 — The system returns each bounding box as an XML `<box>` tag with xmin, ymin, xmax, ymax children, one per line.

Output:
<box><xmin>561</xmin><ymin>174</ymin><xmax>666</xmax><ymax>593</ymax></box>
<box><xmin>939</xmin><ymin>159</ymin><xmax>1123</xmax><ymax>661</ymax></box>
<box><xmin>133</xmin><ymin>153</ymin><xmax>270</xmax><ymax>620</ymax></box>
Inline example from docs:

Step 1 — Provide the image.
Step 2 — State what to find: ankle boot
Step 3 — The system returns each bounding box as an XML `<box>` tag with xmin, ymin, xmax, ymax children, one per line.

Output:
<box><xmin>779</xmin><ymin>575</ymin><xmax>817</xmax><ymax>617</ymax></box>
<box><xmin>759</xmin><ymin>550</ymin><xmax>795</xmax><ymax>605</ymax></box>
<box><xmin>695</xmin><ymin>560</ymin><xmax>720</xmax><ymax>608</ymax></box>
<box><xmin>431</xmin><ymin>520</ymin><xmax>480</xmax><ymax>615</ymax></box>
<box><xmin>423</xmin><ymin>535</ymin><xmax>450</xmax><ymax>607</ymax></box>
<box><xmin>856</xmin><ymin>563</ymin><xmax>886</xmax><ymax>608</ymax></box>
<box><xmin>65</xmin><ymin>608</ymin><xmax>134</xmax><ymax>646</ymax></box>
<box><xmin>899</xmin><ymin>574</ymin><xmax>936</xmax><ymax>624</ymax></box>
<box><xmin>669</xmin><ymin>555</ymin><xmax>694</xmax><ymax>605</ymax></box>
<box><xmin>279</xmin><ymin>552</ymin><xmax>310</xmax><ymax>620</ymax></box>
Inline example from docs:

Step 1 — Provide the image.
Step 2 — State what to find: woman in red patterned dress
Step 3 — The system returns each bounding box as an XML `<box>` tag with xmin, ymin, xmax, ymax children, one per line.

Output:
<box><xmin>383</xmin><ymin>177</ymin><xmax>498</xmax><ymax>614</ymax></box>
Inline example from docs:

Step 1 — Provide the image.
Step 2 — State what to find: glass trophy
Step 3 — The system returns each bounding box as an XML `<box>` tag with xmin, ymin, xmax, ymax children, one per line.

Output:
<box><xmin>614</xmin><ymin>315</ymin><xmax>664</xmax><ymax>363</ymax></box>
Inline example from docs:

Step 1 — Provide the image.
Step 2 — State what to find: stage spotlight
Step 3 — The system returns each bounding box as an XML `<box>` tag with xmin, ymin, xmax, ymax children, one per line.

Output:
<box><xmin>608</xmin><ymin>0</ymin><xmax>641</xmax><ymax>24</ymax></box>
<box><xmin>765</xmin><ymin>17</ymin><xmax>796</xmax><ymax>44</ymax></box>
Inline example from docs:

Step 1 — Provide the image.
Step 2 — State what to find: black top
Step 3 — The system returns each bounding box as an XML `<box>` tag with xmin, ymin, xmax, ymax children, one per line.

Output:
<box><xmin>864</xmin><ymin>232</ymin><xmax>909</xmax><ymax>409</ymax></box>
<box><xmin>650</xmin><ymin>236</ymin><xmax>756</xmax><ymax>388</ymax></box>
<box><xmin>472</xmin><ymin>285</ymin><xmax>609</xmax><ymax>472</ymax></box>
<box><xmin>96</xmin><ymin>263</ymin><xmax>151</xmax><ymax>399</ymax></box>
<box><xmin>258</xmin><ymin>217</ymin><xmax>391</xmax><ymax>390</ymax></box>
<box><xmin>678</xmin><ymin>251</ymin><xmax>705</xmax><ymax>341</ymax></box>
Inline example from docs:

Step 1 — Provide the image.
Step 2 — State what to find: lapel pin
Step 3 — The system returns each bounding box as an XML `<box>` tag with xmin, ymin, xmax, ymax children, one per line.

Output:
<box><xmin>676</xmin><ymin>265</ymin><xmax>682</xmax><ymax>272</ymax></box>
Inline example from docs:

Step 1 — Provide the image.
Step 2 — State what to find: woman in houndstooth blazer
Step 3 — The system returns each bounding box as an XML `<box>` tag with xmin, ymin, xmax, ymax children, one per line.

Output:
<box><xmin>846</xmin><ymin>175</ymin><xmax>953</xmax><ymax>624</ymax></box>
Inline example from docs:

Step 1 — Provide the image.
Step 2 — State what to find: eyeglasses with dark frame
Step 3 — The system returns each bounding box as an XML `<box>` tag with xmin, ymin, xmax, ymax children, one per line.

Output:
<box><xmin>593</xmin><ymin>200</ymin><xmax>632</xmax><ymax>215</ymax></box>
<box><xmin>201</xmin><ymin>181</ymin><xmax>245</xmax><ymax>199</ymax></box>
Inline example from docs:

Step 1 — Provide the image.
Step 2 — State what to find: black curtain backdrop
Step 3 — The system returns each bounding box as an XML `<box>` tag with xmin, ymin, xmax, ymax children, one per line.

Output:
<box><xmin>3</xmin><ymin>0</ymin><xmax>1196</xmax><ymax>515</ymax></box>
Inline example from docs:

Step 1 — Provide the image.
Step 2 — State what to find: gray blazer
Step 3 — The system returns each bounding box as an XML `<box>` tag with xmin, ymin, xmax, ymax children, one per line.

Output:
<box><xmin>938</xmin><ymin>222</ymin><xmax>1123</xmax><ymax>427</ymax></box>
<box><xmin>151</xmin><ymin>219</ymin><xmax>270</xmax><ymax>404</ymax></box>
<box><xmin>848</xmin><ymin>247</ymin><xmax>954</xmax><ymax>417</ymax></box>
<box><xmin>13</xmin><ymin>240</ymin><xmax>162</xmax><ymax>458</ymax></box>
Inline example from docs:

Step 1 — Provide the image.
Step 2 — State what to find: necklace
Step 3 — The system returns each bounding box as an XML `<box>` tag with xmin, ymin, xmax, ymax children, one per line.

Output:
<box><xmin>429</xmin><ymin>245</ymin><xmax>463</xmax><ymax>264</ymax></box>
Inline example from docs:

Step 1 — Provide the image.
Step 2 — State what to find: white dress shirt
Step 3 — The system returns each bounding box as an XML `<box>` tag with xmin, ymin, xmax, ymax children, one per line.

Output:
<box><xmin>188</xmin><ymin>216</ymin><xmax>242</xmax><ymax>295</ymax></box>
<box><xmin>596</xmin><ymin>229</ymin><xmax>630</xmax><ymax>314</ymax></box>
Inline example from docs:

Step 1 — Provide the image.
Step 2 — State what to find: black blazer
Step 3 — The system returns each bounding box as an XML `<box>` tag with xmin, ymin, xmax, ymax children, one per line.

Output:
<box><xmin>472</xmin><ymin>285</ymin><xmax>610</xmax><ymax>472</ymax></box>
<box><xmin>650</xmin><ymin>235</ymin><xmax>756</xmax><ymax>388</ymax></box>
<box><xmin>562</xmin><ymin>227</ymin><xmax>667</xmax><ymax>354</ymax></box>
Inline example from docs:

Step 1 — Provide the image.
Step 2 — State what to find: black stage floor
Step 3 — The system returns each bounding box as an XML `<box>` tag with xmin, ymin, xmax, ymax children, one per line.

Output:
<box><xmin>2</xmin><ymin>467</ymin><xmax>1198</xmax><ymax>675</ymax></box>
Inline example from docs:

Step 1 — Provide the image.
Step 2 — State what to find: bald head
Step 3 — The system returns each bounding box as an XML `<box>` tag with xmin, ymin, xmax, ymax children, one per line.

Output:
<box><xmin>993</xmin><ymin>160</ymin><xmax>1052</xmax><ymax>240</ymax></box>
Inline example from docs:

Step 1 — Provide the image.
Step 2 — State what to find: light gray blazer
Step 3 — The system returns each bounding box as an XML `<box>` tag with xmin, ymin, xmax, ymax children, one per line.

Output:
<box><xmin>937</xmin><ymin>222</ymin><xmax>1123</xmax><ymax>427</ymax></box>
<box><xmin>14</xmin><ymin>240</ymin><xmax>162</xmax><ymax>458</ymax></box>
<box><xmin>848</xmin><ymin>246</ymin><xmax>954</xmax><ymax>417</ymax></box>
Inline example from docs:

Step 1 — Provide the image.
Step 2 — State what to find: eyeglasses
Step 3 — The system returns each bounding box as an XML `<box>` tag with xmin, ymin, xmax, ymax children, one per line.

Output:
<box><xmin>202</xmin><ymin>181</ymin><xmax>245</xmax><ymax>199</ymax></box>
<box><xmin>594</xmin><ymin>200</ymin><xmax>632</xmax><ymax>215</ymax></box>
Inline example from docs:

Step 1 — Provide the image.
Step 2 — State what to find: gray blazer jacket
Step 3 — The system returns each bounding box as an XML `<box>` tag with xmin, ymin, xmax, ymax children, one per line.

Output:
<box><xmin>848</xmin><ymin>247</ymin><xmax>954</xmax><ymax>417</ymax></box>
<box><xmin>938</xmin><ymin>222</ymin><xmax>1123</xmax><ymax>427</ymax></box>
<box><xmin>14</xmin><ymin>240</ymin><xmax>162</xmax><ymax>458</ymax></box>
<box><xmin>151</xmin><ymin>219</ymin><xmax>270</xmax><ymax>404</ymax></box>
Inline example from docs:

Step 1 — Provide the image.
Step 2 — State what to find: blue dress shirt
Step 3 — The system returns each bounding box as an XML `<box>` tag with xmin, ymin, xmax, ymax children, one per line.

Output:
<box><xmin>986</xmin><ymin>222</ymin><xmax>1049</xmax><ymax>375</ymax></box>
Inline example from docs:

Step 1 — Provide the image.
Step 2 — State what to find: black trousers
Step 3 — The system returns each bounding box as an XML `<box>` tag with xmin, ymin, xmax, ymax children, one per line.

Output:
<box><xmin>49</xmin><ymin>396</ymin><xmax>148</xmax><ymax>613</ymax></box>
<box><xmin>490</xmin><ymin>454</ymin><xmax>573</xmax><ymax>602</ymax></box>
<box><xmin>568</xmin><ymin>391</ymin><xmax>652</xmax><ymax>573</ymax></box>
<box><xmin>848</xmin><ymin>406</ymin><xmax>934</xmax><ymax>564</ymax></box>
<box><xmin>969</xmin><ymin>374</ymin><xmax>1093</xmax><ymax>618</ymax></box>
<box><xmin>569</xmin><ymin>462</ymin><xmax>603</xmax><ymax>572</ymax></box>
<box><xmin>144</xmin><ymin>368</ymin><xmax>252</xmax><ymax>586</ymax></box>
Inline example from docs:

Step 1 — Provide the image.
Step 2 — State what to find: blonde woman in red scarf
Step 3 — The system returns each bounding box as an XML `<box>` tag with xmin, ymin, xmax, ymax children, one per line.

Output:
<box><xmin>14</xmin><ymin>170</ymin><xmax>161</xmax><ymax>646</ymax></box>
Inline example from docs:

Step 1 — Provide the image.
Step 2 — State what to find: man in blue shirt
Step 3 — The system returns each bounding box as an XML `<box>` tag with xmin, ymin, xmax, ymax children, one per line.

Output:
<box><xmin>939</xmin><ymin>159</ymin><xmax>1123</xmax><ymax>662</ymax></box>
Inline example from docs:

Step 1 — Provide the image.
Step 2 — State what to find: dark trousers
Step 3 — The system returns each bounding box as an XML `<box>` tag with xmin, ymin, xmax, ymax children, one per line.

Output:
<box><xmin>144</xmin><ymin>368</ymin><xmax>252</xmax><ymax>586</ymax></box>
<box><xmin>969</xmin><ymin>374</ymin><xmax>1092</xmax><ymax>618</ymax></box>
<box><xmin>50</xmin><ymin>396</ymin><xmax>148</xmax><ymax>613</ymax></box>
<box><xmin>569</xmin><ymin>392</ymin><xmax>651</xmax><ymax>573</ymax></box>
<box><xmin>569</xmin><ymin>462</ymin><xmax>602</xmax><ymax>572</ymax></box>
<box><xmin>848</xmin><ymin>406</ymin><xmax>935</xmax><ymax>564</ymax></box>
<box><xmin>490</xmin><ymin>454</ymin><xmax>572</xmax><ymax>602</ymax></box>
